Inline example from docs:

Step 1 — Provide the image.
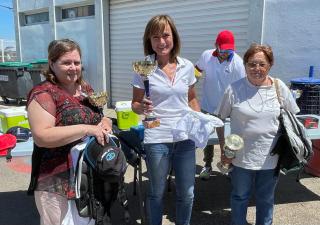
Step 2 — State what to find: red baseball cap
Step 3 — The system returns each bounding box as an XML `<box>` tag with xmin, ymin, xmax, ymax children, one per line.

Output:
<box><xmin>215</xmin><ymin>30</ymin><xmax>235</xmax><ymax>50</ymax></box>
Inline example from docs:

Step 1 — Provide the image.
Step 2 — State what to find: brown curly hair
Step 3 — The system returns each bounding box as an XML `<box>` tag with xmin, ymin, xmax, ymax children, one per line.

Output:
<box><xmin>43</xmin><ymin>39</ymin><xmax>84</xmax><ymax>85</ymax></box>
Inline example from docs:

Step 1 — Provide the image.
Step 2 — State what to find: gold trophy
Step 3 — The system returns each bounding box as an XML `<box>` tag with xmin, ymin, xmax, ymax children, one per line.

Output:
<box><xmin>88</xmin><ymin>91</ymin><xmax>108</xmax><ymax>108</ymax></box>
<box><xmin>217</xmin><ymin>134</ymin><xmax>244</xmax><ymax>174</ymax></box>
<box><xmin>132</xmin><ymin>58</ymin><xmax>160</xmax><ymax>128</ymax></box>
<box><xmin>86</xmin><ymin>91</ymin><xmax>108</xmax><ymax>116</ymax></box>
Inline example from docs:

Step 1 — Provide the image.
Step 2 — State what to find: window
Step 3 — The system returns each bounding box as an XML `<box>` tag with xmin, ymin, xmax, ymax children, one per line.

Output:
<box><xmin>25</xmin><ymin>12</ymin><xmax>49</xmax><ymax>25</ymax></box>
<box><xmin>62</xmin><ymin>5</ymin><xmax>95</xmax><ymax>19</ymax></box>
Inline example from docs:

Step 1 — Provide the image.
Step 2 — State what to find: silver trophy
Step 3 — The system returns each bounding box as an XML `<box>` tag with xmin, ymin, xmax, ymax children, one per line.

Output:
<box><xmin>132</xmin><ymin>58</ymin><xmax>160</xmax><ymax>128</ymax></box>
<box><xmin>217</xmin><ymin>134</ymin><xmax>244</xmax><ymax>174</ymax></box>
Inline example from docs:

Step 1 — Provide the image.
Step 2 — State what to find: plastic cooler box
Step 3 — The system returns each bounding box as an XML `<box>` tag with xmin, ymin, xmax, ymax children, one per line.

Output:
<box><xmin>0</xmin><ymin>107</ymin><xmax>30</xmax><ymax>132</ymax></box>
<box><xmin>115</xmin><ymin>101</ymin><xmax>139</xmax><ymax>130</ymax></box>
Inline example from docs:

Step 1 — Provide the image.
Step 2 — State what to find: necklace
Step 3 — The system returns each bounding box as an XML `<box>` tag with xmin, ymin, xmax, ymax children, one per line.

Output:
<box><xmin>245</xmin><ymin>84</ymin><xmax>268</xmax><ymax>113</ymax></box>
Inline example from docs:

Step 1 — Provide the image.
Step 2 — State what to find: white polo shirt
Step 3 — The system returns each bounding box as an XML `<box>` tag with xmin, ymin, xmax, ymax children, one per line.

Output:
<box><xmin>132</xmin><ymin>56</ymin><xmax>196</xmax><ymax>144</ymax></box>
<box><xmin>196</xmin><ymin>49</ymin><xmax>245</xmax><ymax>114</ymax></box>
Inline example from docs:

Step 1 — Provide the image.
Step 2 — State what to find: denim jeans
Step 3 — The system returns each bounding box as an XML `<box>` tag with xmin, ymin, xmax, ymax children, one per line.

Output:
<box><xmin>230</xmin><ymin>166</ymin><xmax>279</xmax><ymax>225</ymax></box>
<box><xmin>144</xmin><ymin>139</ymin><xmax>196</xmax><ymax>225</ymax></box>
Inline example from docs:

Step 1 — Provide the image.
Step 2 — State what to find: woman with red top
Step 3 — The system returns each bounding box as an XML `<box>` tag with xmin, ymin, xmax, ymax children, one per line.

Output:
<box><xmin>27</xmin><ymin>39</ymin><xmax>112</xmax><ymax>225</ymax></box>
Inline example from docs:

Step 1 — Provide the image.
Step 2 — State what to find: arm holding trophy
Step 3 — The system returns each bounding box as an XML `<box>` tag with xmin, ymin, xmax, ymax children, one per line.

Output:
<box><xmin>216</xmin><ymin>86</ymin><xmax>244</xmax><ymax>174</ymax></box>
<box><xmin>217</xmin><ymin>133</ymin><xmax>244</xmax><ymax>174</ymax></box>
<box><xmin>132</xmin><ymin>59</ymin><xmax>160</xmax><ymax>128</ymax></box>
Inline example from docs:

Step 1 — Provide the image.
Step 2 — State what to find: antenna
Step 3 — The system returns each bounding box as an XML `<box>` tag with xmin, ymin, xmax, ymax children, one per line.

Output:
<box><xmin>0</xmin><ymin>4</ymin><xmax>13</xmax><ymax>10</ymax></box>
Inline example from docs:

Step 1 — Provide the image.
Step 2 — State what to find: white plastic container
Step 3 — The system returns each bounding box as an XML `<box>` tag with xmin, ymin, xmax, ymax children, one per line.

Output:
<box><xmin>0</xmin><ymin>106</ymin><xmax>29</xmax><ymax>132</ymax></box>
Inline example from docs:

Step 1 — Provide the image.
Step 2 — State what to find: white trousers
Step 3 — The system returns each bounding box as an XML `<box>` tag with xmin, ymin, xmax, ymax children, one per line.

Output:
<box><xmin>34</xmin><ymin>191</ymin><xmax>94</xmax><ymax>225</ymax></box>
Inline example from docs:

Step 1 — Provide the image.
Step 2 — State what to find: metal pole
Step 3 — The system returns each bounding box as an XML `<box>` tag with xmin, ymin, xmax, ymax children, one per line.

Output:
<box><xmin>1</xmin><ymin>39</ymin><xmax>4</xmax><ymax>62</ymax></box>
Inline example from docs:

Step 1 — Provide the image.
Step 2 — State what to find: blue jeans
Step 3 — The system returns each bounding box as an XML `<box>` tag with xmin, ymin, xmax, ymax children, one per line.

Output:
<box><xmin>230</xmin><ymin>166</ymin><xmax>279</xmax><ymax>225</ymax></box>
<box><xmin>144</xmin><ymin>139</ymin><xmax>196</xmax><ymax>225</ymax></box>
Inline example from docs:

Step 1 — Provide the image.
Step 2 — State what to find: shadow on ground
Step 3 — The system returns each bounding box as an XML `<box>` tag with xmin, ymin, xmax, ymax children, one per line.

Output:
<box><xmin>156</xmin><ymin>166</ymin><xmax>320</xmax><ymax>225</ymax></box>
<box><xmin>0</xmin><ymin>164</ymin><xmax>319</xmax><ymax>225</ymax></box>
<box><xmin>0</xmin><ymin>191</ymin><xmax>39</xmax><ymax>225</ymax></box>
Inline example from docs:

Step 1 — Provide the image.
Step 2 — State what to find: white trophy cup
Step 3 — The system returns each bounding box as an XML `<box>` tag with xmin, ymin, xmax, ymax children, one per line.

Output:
<box><xmin>132</xmin><ymin>58</ymin><xmax>160</xmax><ymax>128</ymax></box>
<box><xmin>217</xmin><ymin>134</ymin><xmax>244</xmax><ymax>174</ymax></box>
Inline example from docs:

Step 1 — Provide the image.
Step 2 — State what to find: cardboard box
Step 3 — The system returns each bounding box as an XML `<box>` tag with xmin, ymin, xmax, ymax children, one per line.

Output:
<box><xmin>115</xmin><ymin>101</ymin><xmax>139</xmax><ymax>130</ymax></box>
<box><xmin>0</xmin><ymin>107</ymin><xmax>30</xmax><ymax>132</ymax></box>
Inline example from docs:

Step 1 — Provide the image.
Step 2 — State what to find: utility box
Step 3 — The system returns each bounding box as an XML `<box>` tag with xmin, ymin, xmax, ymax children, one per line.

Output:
<box><xmin>0</xmin><ymin>107</ymin><xmax>30</xmax><ymax>132</ymax></box>
<box><xmin>115</xmin><ymin>101</ymin><xmax>139</xmax><ymax>130</ymax></box>
<box><xmin>0</xmin><ymin>62</ymin><xmax>33</xmax><ymax>104</ymax></box>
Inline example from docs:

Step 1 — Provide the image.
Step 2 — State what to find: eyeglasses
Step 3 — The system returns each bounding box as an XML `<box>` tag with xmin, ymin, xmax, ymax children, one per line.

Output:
<box><xmin>246</xmin><ymin>62</ymin><xmax>269</xmax><ymax>69</ymax></box>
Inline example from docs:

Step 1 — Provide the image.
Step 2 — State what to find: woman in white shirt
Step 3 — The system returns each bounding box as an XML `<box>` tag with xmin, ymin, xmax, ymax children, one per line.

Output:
<box><xmin>131</xmin><ymin>15</ymin><xmax>200</xmax><ymax>225</ymax></box>
<box><xmin>217</xmin><ymin>44</ymin><xmax>299</xmax><ymax>225</ymax></box>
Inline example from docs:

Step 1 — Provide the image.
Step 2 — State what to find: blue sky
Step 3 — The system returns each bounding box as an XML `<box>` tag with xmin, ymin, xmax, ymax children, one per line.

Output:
<box><xmin>0</xmin><ymin>0</ymin><xmax>15</xmax><ymax>40</ymax></box>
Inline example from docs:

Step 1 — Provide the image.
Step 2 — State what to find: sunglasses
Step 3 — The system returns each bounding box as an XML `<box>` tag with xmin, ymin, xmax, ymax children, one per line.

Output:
<box><xmin>217</xmin><ymin>47</ymin><xmax>233</xmax><ymax>55</ymax></box>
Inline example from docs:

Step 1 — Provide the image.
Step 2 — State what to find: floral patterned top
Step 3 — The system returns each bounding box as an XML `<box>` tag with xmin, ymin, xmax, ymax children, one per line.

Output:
<box><xmin>27</xmin><ymin>81</ymin><xmax>103</xmax><ymax>199</ymax></box>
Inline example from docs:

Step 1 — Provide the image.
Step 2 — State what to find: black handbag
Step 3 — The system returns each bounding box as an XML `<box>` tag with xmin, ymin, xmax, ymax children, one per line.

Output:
<box><xmin>271</xmin><ymin>79</ymin><xmax>313</xmax><ymax>178</ymax></box>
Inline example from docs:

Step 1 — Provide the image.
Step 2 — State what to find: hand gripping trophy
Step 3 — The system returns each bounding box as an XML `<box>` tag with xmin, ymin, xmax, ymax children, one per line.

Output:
<box><xmin>132</xmin><ymin>58</ymin><xmax>160</xmax><ymax>128</ymax></box>
<box><xmin>217</xmin><ymin>134</ymin><xmax>244</xmax><ymax>174</ymax></box>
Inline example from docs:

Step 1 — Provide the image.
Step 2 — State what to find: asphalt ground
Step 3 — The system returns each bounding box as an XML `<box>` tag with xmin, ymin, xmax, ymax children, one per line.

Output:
<box><xmin>1</xmin><ymin>145</ymin><xmax>320</xmax><ymax>225</ymax></box>
<box><xmin>0</xmin><ymin>105</ymin><xmax>319</xmax><ymax>225</ymax></box>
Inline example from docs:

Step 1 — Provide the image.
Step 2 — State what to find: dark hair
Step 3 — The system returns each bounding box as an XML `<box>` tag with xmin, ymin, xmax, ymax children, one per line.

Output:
<box><xmin>143</xmin><ymin>15</ymin><xmax>181</xmax><ymax>61</ymax></box>
<box><xmin>43</xmin><ymin>38</ymin><xmax>83</xmax><ymax>84</ymax></box>
<box><xmin>243</xmin><ymin>43</ymin><xmax>274</xmax><ymax>67</ymax></box>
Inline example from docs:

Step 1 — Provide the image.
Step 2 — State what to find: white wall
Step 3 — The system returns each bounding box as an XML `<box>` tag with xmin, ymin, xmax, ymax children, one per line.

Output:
<box><xmin>56</xmin><ymin>18</ymin><xmax>99</xmax><ymax>90</ymax></box>
<box><xmin>14</xmin><ymin>0</ymin><xmax>106</xmax><ymax>92</ymax></box>
<box><xmin>19</xmin><ymin>24</ymin><xmax>51</xmax><ymax>61</ymax></box>
<box><xmin>262</xmin><ymin>0</ymin><xmax>320</xmax><ymax>83</ymax></box>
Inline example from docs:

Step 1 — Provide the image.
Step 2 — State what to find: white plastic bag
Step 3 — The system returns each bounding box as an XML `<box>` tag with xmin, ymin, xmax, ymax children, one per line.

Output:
<box><xmin>61</xmin><ymin>200</ymin><xmax>95</xmax><ymax>225</ymax></box>
<box><xmin>172</xmin><ymin>110</ymin><xmax>224</xmax><ymax>148</ymax></box>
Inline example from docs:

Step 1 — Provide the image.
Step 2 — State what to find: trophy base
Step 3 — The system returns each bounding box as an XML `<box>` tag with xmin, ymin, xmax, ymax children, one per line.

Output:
<box><xmin>217</xmin><ymin>161</ymin><xmax>233</xmax><ymax>175</ymax></box>
<box><xmin>143</xmin><ymin>118</ymin><xmax>160</xmax><ymax>129</ymax></box>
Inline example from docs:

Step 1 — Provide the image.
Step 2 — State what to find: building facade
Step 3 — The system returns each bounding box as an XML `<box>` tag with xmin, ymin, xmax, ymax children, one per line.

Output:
<box><xmin>13</xmin><ymin>0</ymin><xmax>320</xmax><ymax>105</ymax></box>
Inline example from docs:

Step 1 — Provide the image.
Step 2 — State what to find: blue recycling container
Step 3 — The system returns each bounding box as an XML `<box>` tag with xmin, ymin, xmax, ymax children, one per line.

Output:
<box><xmin>290</xmin><ymin>66</ymin><xmax>320</xmax><ymax>115</ymax></box>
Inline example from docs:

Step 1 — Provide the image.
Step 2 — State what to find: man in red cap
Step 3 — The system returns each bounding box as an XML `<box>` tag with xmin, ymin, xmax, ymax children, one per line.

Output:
<box><xmin>195</xmin><ymin>30</ymin><xmax>245</xmax><ymax>180</ymax></box>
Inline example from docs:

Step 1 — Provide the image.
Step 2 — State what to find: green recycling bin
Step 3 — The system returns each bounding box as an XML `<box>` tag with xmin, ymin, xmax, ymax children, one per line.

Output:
<box><xmin>0</xmin><ymin>62</ymin><xmax>33</xmax><ymax>104</ymax></box>
<box><xmin>29</xmin><ymin>59</ymin><xmax>48</xmax><ymax>86</ymax></box>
